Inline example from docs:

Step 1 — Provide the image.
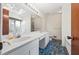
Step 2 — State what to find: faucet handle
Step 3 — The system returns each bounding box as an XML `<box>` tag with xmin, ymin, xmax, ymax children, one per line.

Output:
<box><xmin>3</xmin><ymin>41</ymin><xmax>11</xmax><ymax>45</ymax></box>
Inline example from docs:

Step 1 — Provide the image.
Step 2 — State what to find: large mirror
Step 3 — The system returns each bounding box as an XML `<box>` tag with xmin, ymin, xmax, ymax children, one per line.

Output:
<box><xmin>9</xmin><ymin>17</ymin><xmax>22</xmax><ymax>36</ymax></box>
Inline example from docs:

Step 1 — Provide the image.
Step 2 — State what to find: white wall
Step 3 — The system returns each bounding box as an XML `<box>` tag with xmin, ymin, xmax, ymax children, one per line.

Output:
<box><xmin>0</xmin><ymin>4</ymin><xmax>1</xmax><ymax>33</ymax></box>
<box><xmin>32</xmin><ymin>13</ymin><xmax>62</xmax><ymax>40</ymax></box>
<box><xmin>62</xmin><ymin>3</ymin><xmax>71</xmax><ymax>54</ymax></box>
<box><xmin>45</xmin><ymin>13</ymin><xmax>62</xmax><ymax>40</ymax></box>
<box><xmin>41</xmin><ymin>16</ymin><xmax>47</xmax><ymax>32</ymax></box>
<box><xmin>0</xmin><ymin>4</ymin><xmax>1</xmax><ymax>41</ymax></box>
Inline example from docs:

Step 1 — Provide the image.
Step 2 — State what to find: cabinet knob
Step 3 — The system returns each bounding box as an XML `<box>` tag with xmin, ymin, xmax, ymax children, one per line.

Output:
<box><xmin>29</xmin><ymin>50</ymin><xmax>30</xmax><ymax>55</ymax></box>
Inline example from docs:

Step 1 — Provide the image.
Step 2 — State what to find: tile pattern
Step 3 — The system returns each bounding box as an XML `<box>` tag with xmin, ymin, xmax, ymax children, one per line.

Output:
<box><xmin>39</xmin><ymin>39</ymin><xmax>69</xmax><ymax>55</ymax></box>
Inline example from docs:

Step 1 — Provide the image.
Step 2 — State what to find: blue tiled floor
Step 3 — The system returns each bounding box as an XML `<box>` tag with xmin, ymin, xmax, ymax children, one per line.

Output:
<box><xmin>39</xmin><ymin>39</ymin><xmax>69</xmax><ymax>55</ymax></box>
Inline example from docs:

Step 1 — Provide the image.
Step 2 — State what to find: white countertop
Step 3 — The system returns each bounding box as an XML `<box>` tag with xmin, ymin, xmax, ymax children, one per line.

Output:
<box><xmin>1</xmin><ymin>32</ymin><xmax>48</xmax><ymax>54</ymax></box>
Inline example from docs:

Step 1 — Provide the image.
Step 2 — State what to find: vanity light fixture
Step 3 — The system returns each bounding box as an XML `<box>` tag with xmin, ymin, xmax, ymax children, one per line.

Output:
<box><xmin>25</xmin><ymin>3</ymin><xmax>39</xmax><ymax>14</ymax></box>
<box><xmin>18</xmin><ymin>9</ymin><xmax>25</xmax><ymax>15</ymax></box>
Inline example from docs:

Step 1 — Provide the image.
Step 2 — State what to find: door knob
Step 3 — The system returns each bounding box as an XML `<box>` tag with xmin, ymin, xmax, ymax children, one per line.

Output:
<box><xmin>67</xmin><ymin>36</ymin><xmax>72</xmax><ymax>39</ymax></box>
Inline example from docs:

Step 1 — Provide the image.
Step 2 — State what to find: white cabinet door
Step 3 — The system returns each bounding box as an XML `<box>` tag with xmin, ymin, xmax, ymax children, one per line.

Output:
<box><xmin>6</xmin><ymin>44</ymin><xmax>30</xmax><ymax>55</ymax></box>
<box><xmin>29</xmin><ymin>39</ymin><xmax>39</xmax><ymax>55</ymax></box>
<box><xmin>30</xmin><ymin>47</ymin><xmax>39</xmax><ymax>55</ymax></box>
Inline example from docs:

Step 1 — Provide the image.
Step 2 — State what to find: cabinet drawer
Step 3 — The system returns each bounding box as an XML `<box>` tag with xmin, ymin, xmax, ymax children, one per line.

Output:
<box><xmin>28</xmin><ymin>39</ymin><xmax>39</xmax><ymax>49</ymax></box>
<box><xmin>30</xmin><ymin>46</ymin><xmax>39</xmax><ymax>55</ymax></box>
<box><xmin>4</xmin><ymin>39</ymin><xmax>39</xmax><ymax>55</ymax></box>
<box><xmin>28</xmin><ymin>39</ymin><xmax>39</xmax><ymax>55</ymax></box>
<box><xmin>5</xmin><ymin>44</ymin><xmax>29</xmax><ymax>55</ymax></box>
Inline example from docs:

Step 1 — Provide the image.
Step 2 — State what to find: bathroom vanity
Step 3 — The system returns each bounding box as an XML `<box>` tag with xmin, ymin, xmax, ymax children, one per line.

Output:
<box><xmin>1</xmin><ymin>32</ymin><xmax>49</xmax><ymax>55</ymax></box>
<box><xmin>3</xmin><ymin>38</ymin><xmax>39</xmax><ymax>55</ymax></box>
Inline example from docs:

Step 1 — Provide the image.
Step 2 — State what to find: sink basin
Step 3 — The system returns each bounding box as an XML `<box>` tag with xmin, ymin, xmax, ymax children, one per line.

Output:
<box><xmin>7</xmin><ymin>33</ymin><xmax>38</xmax><ymax>45</ymax></box>
<box><xmin>16</xmin><ymin>36</ymin><xmax>31</xmax><ymax>42</ymax></box>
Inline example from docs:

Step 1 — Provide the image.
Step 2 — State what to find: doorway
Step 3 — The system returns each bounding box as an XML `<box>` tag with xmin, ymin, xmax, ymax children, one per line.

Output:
<box><xmin>71</xmin><ymin>3</ymin><xmax>79</xmax><ymax>55</ymax></box>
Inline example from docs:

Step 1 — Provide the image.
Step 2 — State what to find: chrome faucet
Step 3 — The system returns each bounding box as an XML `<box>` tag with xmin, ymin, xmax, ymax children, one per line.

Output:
<box><xmin>3</xmin><ymin>41</ymin><xmax>11</xmax><ymax>45</ymax></box>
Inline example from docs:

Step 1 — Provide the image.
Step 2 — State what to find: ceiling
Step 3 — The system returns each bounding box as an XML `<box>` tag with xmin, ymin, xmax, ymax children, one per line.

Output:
<box><xmin>30</xmin><ymin>3</ymin><xmax>64</xmax><ymax>15</ymax></box>
<box><xmin>2</xmin><ymin>3</ymin><xmax>64</xmax><ymax>18</ymax></box>
<box><xmin>2</xmin><ymin>3</ymin><xmax>35</xmax><ymax>17</ymax></box>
